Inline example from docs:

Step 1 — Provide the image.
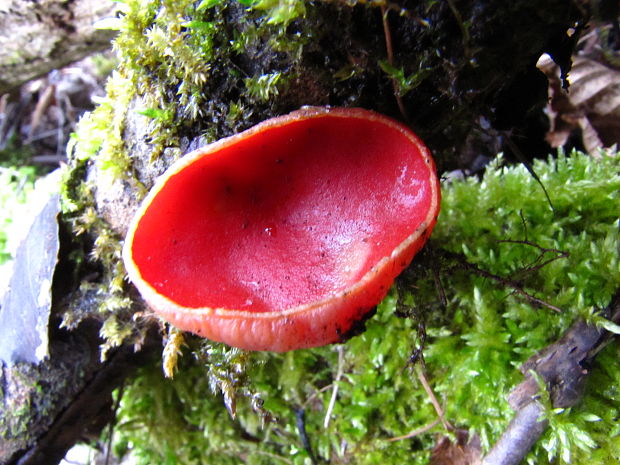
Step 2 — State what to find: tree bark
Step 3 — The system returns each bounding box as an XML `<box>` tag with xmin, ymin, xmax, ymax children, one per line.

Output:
<box><xmin>0</xmin><ymin>0</ymin><xmax>119</xmax><ymax>95</ymax></box>
<box><xmin>0</xmin><ymin>319</ymin><xmax>161</xmax><ymax>465</ymax></box>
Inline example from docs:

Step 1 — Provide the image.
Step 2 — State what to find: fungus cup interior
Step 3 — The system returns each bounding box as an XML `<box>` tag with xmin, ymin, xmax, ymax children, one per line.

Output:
<box><xmin>124</xmin><ymin>107</ymin><xmax>440</xmax><ymax>351</ymax></box>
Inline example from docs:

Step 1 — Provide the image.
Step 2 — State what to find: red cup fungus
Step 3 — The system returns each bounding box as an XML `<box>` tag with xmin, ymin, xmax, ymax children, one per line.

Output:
<box><xmin>123</xmin><ymin>107</ymin><xmax>440</xmax><ymax>352</ymax></box>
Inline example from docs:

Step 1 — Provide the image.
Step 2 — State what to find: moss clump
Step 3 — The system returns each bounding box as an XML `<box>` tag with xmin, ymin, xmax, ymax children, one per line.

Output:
<box><xmin>112</xmin><ymin>150</ymin><xmax>620</xmax><ymax>465</ymax></box>
<box><xmin>424</xmin><ymin>150</ymin><xmax>620</xmax><ymax>463</ymax></box>
<box><xmin>110</xmin><ymin>0</ymin><xmax>309</xmax><ymax>158</ymax></box>
<box><xmin>56</xmin><ymin>1</ymin><xmax>242</xmax><ymax>347</ymax></box>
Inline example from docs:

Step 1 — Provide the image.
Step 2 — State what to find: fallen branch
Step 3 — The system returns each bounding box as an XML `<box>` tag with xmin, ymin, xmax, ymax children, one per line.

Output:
<box><xmin>0</xmin><ymin>0</ymin><xmax>118</xmax><ymax>94</ymax></box>
<box><xmin>482</xmin><ymin>402</ymin><xmax>547</xmax><ymax>465</ymax></box>
<box><xmin>482</xmin><ymin>290</ymin><xmax>620</xmax><ymax>465</ymax></box>
<box><xmin>10</xmin><ymin>323</ymin><xmax>161</xmax><ymax>465</ymax></box>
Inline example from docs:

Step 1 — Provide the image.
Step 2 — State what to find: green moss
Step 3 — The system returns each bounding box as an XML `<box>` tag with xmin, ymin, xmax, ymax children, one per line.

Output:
<box><xmin>252</xmin><ymin>0</ymin><xmax>306</xmax><ymax>26</ymax></box>
<box><xmin>61</xmin><ymin>71</ymin><xmax>137</xmax><ymax>350</ymax></box>
<box><xmin>424</xmin><ymin>150</ymin><xmax>620</xmax><ymax>462</ymax></box>
<box><xmin>113</xmin><ymin>151</ymin><xmax>620</xmax><ymax>464</ymax></box>
<box><xmin>64</xmin><ymin>0</ymin><xmax>312</xmax><ymax>206</ymax></box>
<box><xmin>0</xmin><ymin>135</ymin><xmax>35</xmax><ymax>168</ymax></box>
<box><xmin>110</xmin><ymin>0</ymin><xmax>306</xmax><ymax>152</ymax></box>
<box><xmin>245</xmin><ymin>72</ymin><xmax>284</xmax><ymax>101</ymax></box>
<box><xmin>379</xmin><ymin>60</ymin><xmax>432</xmax><ymax>97</ymax></box>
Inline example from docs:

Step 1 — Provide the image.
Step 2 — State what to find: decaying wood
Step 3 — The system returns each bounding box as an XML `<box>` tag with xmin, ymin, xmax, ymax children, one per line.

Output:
<box><xmin>0</xmin><ymin>0</ymin><xmax>118</xmax><ymax>95</ymax></box>
<box><xmin>482</xmin><ymin>402</ymin><xmax>548</xmax><ymax>465</ymax></box>
<box><xmin>13</xmin><ymin>327</ymin><xmax>160</xmax><ymax>465</ymax></box>
<box><xmin>482</xmin><ymin>291</ymin><xmax>620</xmax><ymax>465</ymax></box>
<box><xmin>0</xmin><ymin>316</ymin><xmax>160</xmax><ymax>465</ymax></box>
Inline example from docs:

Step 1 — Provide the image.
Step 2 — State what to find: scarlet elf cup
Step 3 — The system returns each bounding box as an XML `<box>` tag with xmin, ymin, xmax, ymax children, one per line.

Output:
<box><xmin>123</xmin><ymin>107</ymin><xmax>440</xmax><ymax>352</ymax></box>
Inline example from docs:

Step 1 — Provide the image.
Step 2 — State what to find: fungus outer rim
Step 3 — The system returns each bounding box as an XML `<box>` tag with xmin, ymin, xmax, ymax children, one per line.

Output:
<box><xmin>122</xmin><ymin>106</ymin><xmax>440</xmax><ymax>322</ymax></box>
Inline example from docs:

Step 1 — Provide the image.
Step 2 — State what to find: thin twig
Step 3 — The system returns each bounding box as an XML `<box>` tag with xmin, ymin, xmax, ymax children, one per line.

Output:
<box><xmin>295</xmin><ymin>408</ymin><xmax>318</xmax><ymax>465</ymax></box>
<box><xmin>497</xmin><ymin>239</ymin><xmax>567</xmax><ymax>256</ymax></box>
<box><xmin>497</xmin><ymin>239</ymin><xmax>569</xmax><ymax>278</ymax></box>
<box><xmin>483</xmin><ymin>290</ymin><xmax>620</xmax><ymax>465</ymax></box>
<box><xmin>251</xmin><ymin>450</ymin><xmax>294</xmax><ymax>465</ymax></box>
<box><xmin>518</xmin><ymin>210</ymin><xmax>528</xmax><ymax>242</ymax></box>
<box><xmin>302</xmin><ymin>383</ymin><xmax>335</xmax><ymax>410</ymax></box>
<box><xmin>324</xmin><ymin>345</ymin><xmax>345</xmax><ymax>429</ymax></box>
<box><xmin>387</xmin><ymin>418</ymin><xmax>441</xmax><ymax>442</ymax></box>
<box><xmin>342</xmin><ymin>0</ymin><xmax>429</xmax><ymax>27</ymax></box>
<box><xmin>416</xmin><ymin>365</ymin><xmax>453</xmax><ymax>431</ymax></box>
<box><xmin>430</xmin><ymin>254</ymin><xmax>448</xmax><ymax>309</ymax></box>
<box><xmin>445</xmin><ymin>250</ymin><xmax>564</xmax><ymax>313</ymax></box>
<box><xmin>445</xmin><ymin>0</ymin><xmax>472</xmax><ymax>59</ymax></box>
<box><xmin>381</xmin><ymin>5</ymin><xmax>394</xmax><ymax>64</ymax></box>
<box><xmin>504</xmin><ymin>136</ymin><xmax>555</xmax><ymax>212</ymax></box>
<box><xmin>380</xmin><ymin>5</ymin><xmax>410</xmax><ymax>122</ymax></box>
<box><xmin>408</xmin><ymin>321</ymin><xmax>427</xmax><ymax>366</ymax></box>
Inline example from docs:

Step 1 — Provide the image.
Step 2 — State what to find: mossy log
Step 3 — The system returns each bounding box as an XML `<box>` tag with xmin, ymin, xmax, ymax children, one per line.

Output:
<box><xmin>0</xmin><ymin>0</ymin><xmax>119</xmax><ymax>95</ymax></box>
<box><xmin>0</xmin><ymin>1</ymin><xmax>590</xmax><ymax>464</ymax></box>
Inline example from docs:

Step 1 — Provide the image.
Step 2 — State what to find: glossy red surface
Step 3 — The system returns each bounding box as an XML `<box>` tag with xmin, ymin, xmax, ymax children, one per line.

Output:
<box><xmin>124</xmin><ymin>107</ymin><xmax>440</xmax><ymax>351</ymax></box>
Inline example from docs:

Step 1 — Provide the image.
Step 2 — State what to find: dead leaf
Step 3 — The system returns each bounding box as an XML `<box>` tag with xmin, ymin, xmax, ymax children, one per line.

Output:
<box><xmin>538</xmin><ymin>53</ymin><xmax>620</xmax><ymax>154</ymax></box>
<box><xmin>430</xmin><ymin>429</ymin><xmax>482</xmax><ymax>465</ymax></box>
